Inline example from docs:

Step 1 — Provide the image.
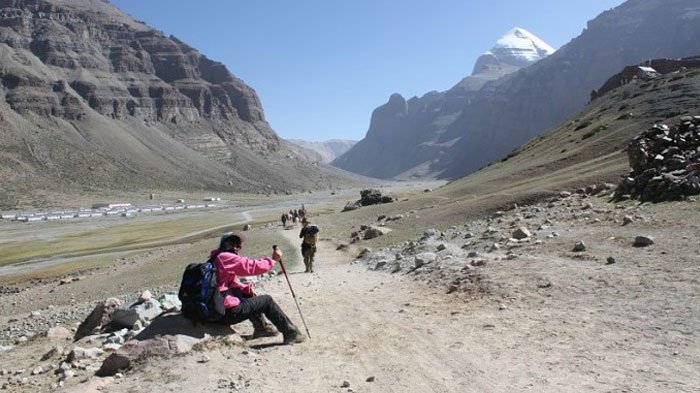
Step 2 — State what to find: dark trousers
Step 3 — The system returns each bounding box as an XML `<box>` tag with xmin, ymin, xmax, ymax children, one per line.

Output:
<box><xmin>301</xmin><ymin>243</ymin><xmax>316</xmax><ymax>272</ymax></box>
<box><xmin>216</xmin><ymin>294</ymin><xmax>295</xmax><ymax>334</ymax></box>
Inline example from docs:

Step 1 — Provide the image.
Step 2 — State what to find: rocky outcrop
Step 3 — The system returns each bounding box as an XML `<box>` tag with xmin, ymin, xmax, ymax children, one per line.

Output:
<box><xmin>97</xmin><ymin>312</ymin><xmax>237</xmax><ymax>376</ymax></box>
<box><xmin>594</xmin><ymin>56</ymin><xmax>700</xmax><ymax>99</ymax></box>
<box><xmin>614</xmin><ymin>116</ymin><xmax>700</xmax><ymax>202</ymax></box>
<box><xmin>0</xmin><ymin>2</ymin><xmax>268</xmax><ymax>133</ymax></box>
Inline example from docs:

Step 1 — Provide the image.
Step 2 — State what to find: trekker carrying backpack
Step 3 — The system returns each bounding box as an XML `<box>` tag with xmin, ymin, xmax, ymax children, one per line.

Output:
<box><xmin>208</xmin><ymin>231</ymin><xmax>306</xmax><ymax>344</ymax></box>
<box><xmin>299</xmin><ymin>218</ymin><xmax>319</xmax><ymax>273</ymax></box>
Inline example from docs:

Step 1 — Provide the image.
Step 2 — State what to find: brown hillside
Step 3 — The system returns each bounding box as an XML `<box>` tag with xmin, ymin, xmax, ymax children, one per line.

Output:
<box><xmin>0</xmin><ymin>0</ymin><xmax>363</xmax><ymax>209</ymax></box>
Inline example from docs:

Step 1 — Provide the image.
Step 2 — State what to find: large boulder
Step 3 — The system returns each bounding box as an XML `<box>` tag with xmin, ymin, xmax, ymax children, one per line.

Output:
<box><xmin>97</xmin><ymin>312</ymin><xmax>237</xmax><ymax>376</ymax></box>
<box><xmin>111</xmin><ymin>299</ymin><xmax>163</xmax><ymax>329</ymax></box>
<box><xmin>74</xmin><ymin>298</ymin><xmax>123</xmax><ymax>341</ymax></box>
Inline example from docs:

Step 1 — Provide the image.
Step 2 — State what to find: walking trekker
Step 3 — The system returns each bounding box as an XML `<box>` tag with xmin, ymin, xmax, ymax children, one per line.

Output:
<box><xmin>281</xmin><ymin>213</ymin><xmax>287</xmax><ymax>227</ymax></box>
<box><xmin>210</xmin><ymin>232</ymin><xmax>306</xmax><ymax>344</ymax></box>
<box><xmin>299</xmin><ymin>218</ymin><xmax>319</xmax><ymax>273</ymax></box>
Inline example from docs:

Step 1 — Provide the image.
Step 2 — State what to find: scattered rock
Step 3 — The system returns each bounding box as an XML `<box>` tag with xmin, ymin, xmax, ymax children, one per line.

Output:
<box><xmin>512</xmin><ymin>227</ymin><xmax>531</xmax><ymax>240</ymax></box>
<box><xmin>157</xmin><ymin>294</ymin><xmax>182</xmax><ymax>312</ymax></box>
<box><xmin>45</xmin><ymin>326</ymin><xmax>71</xmax><ymax>339</ymax></box>
<box><xmin>573</xmin><ymin>240</ymin><xmax>586</xmax><ymax>252</ymax></box>
<box><xmin>68</xmin><ymin>346</ymin><xmax>104</xmax><ymax>361</ymax></box>
<box><xmin>74</xmin><ymin>298</ymin><xmax>123</xmax><ymax>341</ymax></box>
<box><xmin>342</xmin><ymin>201</ymin><xmax>361</xmax><ymax>212</ymax></box>
<box><xmin>363</xmin><ymin>226</ymin><xmax>388</xmax><ymax>240</ymax></box>
<box><xmin>41</xmin><ymin>346</ymin><xmax>63</xmax><ymax>361</ymax></box>
<box><xmin>138</xmin><ymin>290</ymin><xmax>153</xmax><ymax>302</ymax></box>
<box><xmin>536</xmin><ymin>277</ymin><xmax>552</xmax><ymax>288</ymax></box>
<box><xmin>414</xmin><ymin>253</ymin><xmax>437</xmax><ymax>268</ymax></box>
<box><xmin>633</xmin><ymin>236</ymin><xmax>655</xmax><ymax>247</ymax></box>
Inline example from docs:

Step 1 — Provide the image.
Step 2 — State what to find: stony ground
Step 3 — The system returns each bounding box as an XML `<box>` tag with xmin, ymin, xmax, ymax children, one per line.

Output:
<box><xmin>0</xmin><ymin>190</ymin><xmax>698</xmax><ymax>392</ymax></box>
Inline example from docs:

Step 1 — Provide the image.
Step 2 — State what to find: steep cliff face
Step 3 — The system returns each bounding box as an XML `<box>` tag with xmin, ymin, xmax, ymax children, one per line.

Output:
<box><xmin>0</xmin><ymin>0</ymin><xmax>275</xmax><ymax>147</ymax></box>
<box><xmin>0</xmin><ymin>0</ymin><xmax>351</xmax><ymax>204</ymax></box>
<box><xmin>334</xmin><ymin>0</ymin><xmax>700</xmax><ymax>180</ymax></box>
<box><xmin>333</xmin><ymin>27</ymin><xmax>554</xmax><ymax>179</ymax></box>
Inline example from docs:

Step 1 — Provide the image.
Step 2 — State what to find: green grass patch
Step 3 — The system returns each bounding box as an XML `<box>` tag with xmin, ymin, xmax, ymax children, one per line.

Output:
<box><xmin>581</xmin><ymin>124</ymin><xmax>608</xmax><ymax>140</ymax></box>
<box><xmin>0</xmin><ymin>210</ymin><xmax>253</xmax><ymax>266</ymax></box>
<box><xmin>574</xmin><ymin>120</ymin><xmax>592</xmax><ymax>131</ymax></box>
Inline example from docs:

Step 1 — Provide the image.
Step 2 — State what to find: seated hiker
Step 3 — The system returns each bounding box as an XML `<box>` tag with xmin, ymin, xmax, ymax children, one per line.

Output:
<box><xmin>209</xmin><ymin>231</ymin><xmax>305</xmax><ymax>344</ymax></box>
<box><xmin>299</xmin><ymin>218</ymin><xmax>319</xmax><ymax>273</ymax></box>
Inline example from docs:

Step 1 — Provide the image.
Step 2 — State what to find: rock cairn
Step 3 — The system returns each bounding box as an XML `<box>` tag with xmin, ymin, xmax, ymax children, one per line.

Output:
<box><xmin>615</xmin><ymin>116</ymin><xmax>700</xmax><ymax>202</ymax></box>
<box><xmin>342</xmin><ymin>189</ymin><xmax>394</xmax><ymax>211</ymax></box>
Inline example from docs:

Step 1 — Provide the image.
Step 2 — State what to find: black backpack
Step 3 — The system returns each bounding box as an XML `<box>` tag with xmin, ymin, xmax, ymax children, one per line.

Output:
<box><xmin>178</xmin><ymin>261</ymin><xmax>226</xmax><ymax>321</ymax></box>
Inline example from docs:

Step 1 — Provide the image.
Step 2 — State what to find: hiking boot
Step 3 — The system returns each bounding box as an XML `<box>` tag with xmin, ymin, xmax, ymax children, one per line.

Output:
<box><xmin>252</xmin><ymin>324</ymin><xmax>279</xmax><ymax>339</ymax></box>
<box><xmin>282</xmin><ymin>327</ymin><xmax>307</xmax><ymax>345</ymax></box>
<box><xmin>251</xmin><ymin>317</ymin><xmax>279</xmax><ymax>339</ymax></box>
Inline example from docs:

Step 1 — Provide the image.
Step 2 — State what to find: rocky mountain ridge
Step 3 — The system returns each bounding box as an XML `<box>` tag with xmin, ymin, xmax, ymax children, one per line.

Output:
<box><xmin>333</xmin><ymin>0</ymin><xmax>700</xmax><ymax>180</ymax></box>
<box><xmin>0</xmin><ymin>0</ymin><xmax>359</xmax><ymax>208</ymax></box>
<box><xmin>332</xmin><ymin>27</ymin><xmax>555</xmax><ymax>179</ymax></box>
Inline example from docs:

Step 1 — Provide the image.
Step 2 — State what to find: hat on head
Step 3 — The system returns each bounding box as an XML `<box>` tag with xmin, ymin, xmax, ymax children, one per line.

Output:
<box><xmin>219</xmin><ymin>231</ymin><xmax>246</xmax><ymax>250</ymax></box>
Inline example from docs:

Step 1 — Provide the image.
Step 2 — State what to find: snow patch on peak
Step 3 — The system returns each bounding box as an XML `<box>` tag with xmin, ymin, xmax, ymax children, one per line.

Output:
<box><xmin>494</xmin><ymin>27</ymin><xmax>555</xmax><ymax>60</ymax></box>
<box><xmin>471</xmin><ymin>27</ymin><xmax>554</xmax><ymax>76</ymax></box>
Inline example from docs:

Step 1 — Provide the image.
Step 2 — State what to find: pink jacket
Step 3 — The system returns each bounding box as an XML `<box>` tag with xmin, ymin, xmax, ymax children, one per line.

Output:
<box><xmin>210</xmin><ymin>250</ymin><xmax>276</xmax><ymax>308</ymax></box>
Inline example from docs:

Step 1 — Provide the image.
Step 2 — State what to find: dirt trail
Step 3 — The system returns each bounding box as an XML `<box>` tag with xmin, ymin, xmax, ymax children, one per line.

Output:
<box><xmin>102</xmin><ymin>227</ymin><xmax>495</xmax><ymax>392</ymax></box>
<box><xmin>97</xmin><ymin>203</ymin><xmax>700</xmax><ymax>393</ymax></box>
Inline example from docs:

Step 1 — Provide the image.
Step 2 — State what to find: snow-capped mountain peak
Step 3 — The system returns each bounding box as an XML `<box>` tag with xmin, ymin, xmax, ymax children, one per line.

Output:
<box><xmin>494</xmin><ymin>27</ymin><xmax>555</xmax><ymax>61</ymax></box>
<box><xmin>471</xmin><ymin>27</ymin><xmax>555</xmax><ymax>76</ymax></box>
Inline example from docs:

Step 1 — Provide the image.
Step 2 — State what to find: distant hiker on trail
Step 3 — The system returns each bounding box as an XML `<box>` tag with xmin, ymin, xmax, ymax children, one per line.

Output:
<box><xmin>209</xmin><ymin>232</ymin><xmax>306</xmax><ymax>344</ymax></box>
<box><xmin>299</xmin><ymin>218</ymin><xmax>319</xmax><ymax>273</ymax></box>
<box><xmin>281</xmin><ymin>213</ymin><xmax>287</xmax><ymax>227</ymax></box>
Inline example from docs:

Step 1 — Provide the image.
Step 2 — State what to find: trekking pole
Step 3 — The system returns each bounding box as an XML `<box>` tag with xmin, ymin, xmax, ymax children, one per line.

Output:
<box><xmin>273</xmin><ymin>245</ymin><xmax>311</xmax><ymax>339</ymax></box>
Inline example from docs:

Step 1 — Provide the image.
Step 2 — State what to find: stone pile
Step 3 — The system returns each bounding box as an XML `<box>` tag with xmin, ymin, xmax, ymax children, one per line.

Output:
<box><xmin>615</xmin><ymin>116</ymin><xmax>700</xmax><ymax>202</ymax></box>
<box><xmin>359</xmin><ymin>189</ymin><xmax>394</xmax><ymax>206</ymax></box>
<box><xmin>0</xmin><ymin>286</ymin><xmax>21</xmax><ymax>295</ymax></box>
<box><xmin>342</xmin><ymin>189</ymin><xmax>394</xmax><ymax>212</ymax></box>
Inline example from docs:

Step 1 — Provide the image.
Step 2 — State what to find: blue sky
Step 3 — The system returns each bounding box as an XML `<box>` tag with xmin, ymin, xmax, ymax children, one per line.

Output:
<box><xmin>110</xmin><ymin>1</ymin><xmax>625</xmax><ymax>142</ymax></box>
